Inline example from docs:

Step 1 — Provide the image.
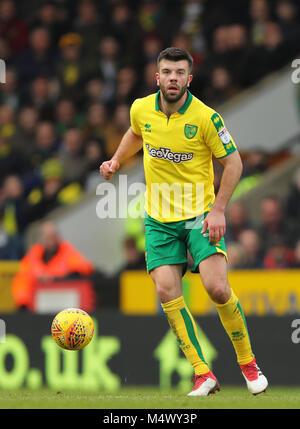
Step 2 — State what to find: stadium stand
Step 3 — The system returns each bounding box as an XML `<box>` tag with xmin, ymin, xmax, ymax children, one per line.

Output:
<box><xmin>0</xmin><ymin>0</ymin><xmax>300</xmax><ymax>288</ymax></box>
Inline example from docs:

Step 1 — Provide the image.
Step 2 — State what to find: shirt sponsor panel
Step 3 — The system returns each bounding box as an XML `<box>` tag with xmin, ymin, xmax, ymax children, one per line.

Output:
<box><xmin>145</xmin><ymin>143</ymin><xmax>194</xmax><ymax>164</ymax></box>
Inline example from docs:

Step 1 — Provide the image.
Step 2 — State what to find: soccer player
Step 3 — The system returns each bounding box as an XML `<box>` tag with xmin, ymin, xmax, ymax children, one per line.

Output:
<box><xmin>100</xmin><ymin>47</ymin><xmax>268</xmax><ymax>396</ymax></box>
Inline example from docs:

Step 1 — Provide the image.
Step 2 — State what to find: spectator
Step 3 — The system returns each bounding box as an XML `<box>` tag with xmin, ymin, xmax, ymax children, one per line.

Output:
<box><xmin>238</xmin><ymin>21</ymin><xmax>290</xmax><ymax>87</ymax></box>
<box><xmin>171</xmin><ymin>32</ymin><xmax>193</xmax><ymax>55</ymax></box>
<box><xmin>228</xmin><ymin>24</ymin><xmax>250</xmax><ymax>78</ymax></box>
<box><xmin>98</xmin><ymin>36</ymin><xmax>121</xmax><ymax>103</ymax></box>
<box><xmin>0</xmin><ymin>104</ymin><xmax>16</xmax><ymax>141</ymax></box>
<box><xmin>204</xmin><ymin>25</ymin><xmax>230</xmax><ymax>74</ymax></box>
<box><xmin>263</xmin><ymin>21</ymin><xmax>293</xmax><ymax>70</ymax></box>
<box><xmin>32</xmin><ymin>1</ymin><xmax>68</xmax><ymax>45</ymax></box>
<box><xmin>84</xmin><ymin>138</ymin><xmax>107</xmax><ymax>191</ymax></box>
<box><xmin>0</xmin><ymin>203</ymin><xmax>22</xmax><ymax>260</ymax></box>
<box><xmin>171</xmin><ymin>32</ymin><xmax>205</xmax><ymax>77</ymax></box>
<box><xmin>114</xmin><ymin>66</ymin><xmax>139</xmax><ymax>106</ymax></box>
<box><xmin>180</xmin><ymin>0</ymin><xmax>205</xmax><ymax>43</ymax></box>
<box><xmin>137</xmin><ymin>0</ymin><xmax>165</xmax><ymax>38</ymax></box>
<box><xmin>106</xmin><ymin>1</ymin><xmax>139</xmax><ymax>66</ymax></box>
<box><xmin>230</xmin><ymin>149</ymin><xmax>267</xmax><ymax>199</ymax></box>
<box><xmin>58</xmin><ymin>128</ymin><xmax>89</xmax><ymax>184</ymax></box>
<box><xmin>226</xmin><ymin>242</ymin><xmax>247</xmax><ymax>270</ymax></box>
<box><xmin>275</xmin><ymin>0</ymin><xmax>299</xmax><ymax>38</ymax></box>
<box><xmin>141</xmin><ymin>33</ymin><xmax>163</xmax><ymax>66</ymax></box>
<box><xmin>204</xmin><ymin>65</ymin><xmax>239</xmax><ymax>107</ymax></box>
<box><xmin>241</xmin><ymin>149</ymin><xmax>268</xmax><ymax>178</ymax></box>
<box><xmin>0</xmin><ymin>36</ymin><xmax>12</xmax><ymax>66</ymax></box>
<box><xmin>104</xmin><ymin>104</ymin><xmax>140</xmax><ymax>166</ymax></box>
<box><xmin>73</xmin><ymin>0</ymin><xmax>102</xmax><ymax>61</ymax></box>
<box><xmin>22</xmin><ymin>158</ymin><xmax>82</xmax><ymax>227</ymax></box>
<box><xmin>292</xmin><ymin>239</ymin><xmax>300</xmax><ymax>268</ymax></box>
<box><xmin>11</xmin><ymin>220</ymin><xmax>94</xmax><ymax>309</ymax></box>
<box><xmin>84</xmin><ymin>77</ymin><xmax>106</xmax><ymax>107</ymax></box>
<box><xmin>0</xmin><ymin>135</ymin><xmax>27</xmax><ymax>185</ymax></box>
<box><xmin>263</xmin><ymin>236</ymin><xmax>295</xmax><ymax>269</ymax></box>
<box><xmin>1</xmin><ymin>174</ymin><xmax>26</xmax><ymax>235</ymax></box>
<box><xmin>286</xmin><ymin>168</ymin><xmax>300</xmax><ymax>224</ymax></box>
<box><xmin>54</xmin><ymin>98</ymin><xmax>84</xmax><ymax>138</ymax></box>
<box><xmin>10</xmin><ymin>106</ymin><xmax>39</xmax><ymax>160</ymax></box>
<box><xmin>212</xmin><ymin>25</ymin><xmax>230</xmax><ymax>56</ymax></box>
<box><xmin>85</xmin><ymin>138</ymin><xmax>106</xmax><ymax>170</ymax></box>
<box><xmin>56</xmin><ymin>32</ymin><xmax>89</xmax><ymax>103</ymax></box>
<box><xmin>226</xmin><ymin>201</ymin><xmax>252</xmax><ymax>242</ymax></box>
<box><xmin>82</xmin><ymin>102</ymin><xmax>108</xmax><ymax>141</ymax></box>
<box><xmin>238</xmin><ymin>229</ymin><xmax>264</xmax><ymax>269</ymax></box>
<box><xmin>31</xmin><ymin>121</ymin><xmax>59</xmax><ymax>167</ymax></box>
<box><xmin>249</xmin><ymin>0</ymin><xmax>270</xmax><ymax>46</ymax></box>
<box><xmin>22</xmin><ymin>75</ymin><xmax>55</xmax><ymax>120</ymax></box>
<box><xmin>0</xmin><ymin>0</ymin><xmax>28</xmax><ymax>54</ymax></box>
<box><xmin>139</xmin><ymin>61</ymin><xmax>158</xmax><ymax>97</ymax></box>
<box><xmin>121</xmin><ymin>236</ymin><xmax>146</xmax><ymax>271</ymax></box>
<box><xmin>257</xmin><ymin>196</ymin><xmax>297</xmax><ymax>253</ymax></box>
<box><xmin>14</xmin><ymin>26</ymin><xmax>56</xmax><ymax>89</ymax></box>
<box><xmin>0</xmin><ymin>68</ymin><xmax>20</xmax><ymax>111</ymax></box>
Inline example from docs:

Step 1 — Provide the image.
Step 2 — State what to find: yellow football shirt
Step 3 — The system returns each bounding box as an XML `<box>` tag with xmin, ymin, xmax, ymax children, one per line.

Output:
<box><xmin>130</xmin><ymin>90</ymin><xmax>237</xmax><ymax>222</ymax></box>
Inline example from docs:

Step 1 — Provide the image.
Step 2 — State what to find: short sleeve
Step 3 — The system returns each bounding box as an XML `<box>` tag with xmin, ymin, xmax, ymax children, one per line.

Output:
<box><xmin>203</xmin><ymin>110</ymin><xmax>237</xmax><ymax>159</ymax></box>
<box><xmin>130</xmin><ymin>99</ymin><xmax>142</xmax><ymax>136</ymax></box>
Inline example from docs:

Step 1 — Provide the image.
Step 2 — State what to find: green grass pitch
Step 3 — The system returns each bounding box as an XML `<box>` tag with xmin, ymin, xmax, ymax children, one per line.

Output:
<box><xmin>0</xmin><ymin>386</ymin><xmax>299</xmax><ymax>409</ymax></box>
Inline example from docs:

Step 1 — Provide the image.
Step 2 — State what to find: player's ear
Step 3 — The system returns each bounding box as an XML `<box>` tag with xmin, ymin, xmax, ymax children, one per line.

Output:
<box><xmin>155</xmin><ymin>72</ymin><xmax>160</xmax><ymax>87</ymax></box>
<box><xmin>187</xmin><ymin>74</ymin><xmax>193</xmax><ymax>87</ymax></box>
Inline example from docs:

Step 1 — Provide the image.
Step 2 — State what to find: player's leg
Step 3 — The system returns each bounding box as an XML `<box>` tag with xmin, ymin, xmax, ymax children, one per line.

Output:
<box><xmin>151</xmin><ymin>264</ymin><xmax>210</xmax><ymax>376</ymax></box>
<box><xmin>150</xmin><ymin>264</ymin><xmax>220</xmax><ymax>396</ymax></box>
<box><xmin>151</xmin><ymin>263</ymin><xmax>209</xmax><ymax>375</ymax></box>
<box><xmin>199</xmin><ymin>253</ymin><xmax>253</xmax><ymax>363</ymax></box>
<box><xmin>198</xmin><ymin>253</ymin><xmax>268</xmax><ymax>394</ymax></box>
<box><xmin>145</xmin><ymin>214</ymin><xmax>219</xmax><ymax>395</ymax></box>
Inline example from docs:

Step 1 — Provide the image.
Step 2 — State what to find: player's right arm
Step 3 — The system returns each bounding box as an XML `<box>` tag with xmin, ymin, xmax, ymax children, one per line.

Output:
<box><xmin>99</xmin><ymin>127</ymin><xmax>143</xmax><ymax>180</ymax></box>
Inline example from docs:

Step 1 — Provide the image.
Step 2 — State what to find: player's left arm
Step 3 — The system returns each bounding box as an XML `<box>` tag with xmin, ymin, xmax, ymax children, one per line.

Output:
<box><xmin>202</xmin><ymin>150</ymin><xmax>243</xmax><ymax>244</ymax></box>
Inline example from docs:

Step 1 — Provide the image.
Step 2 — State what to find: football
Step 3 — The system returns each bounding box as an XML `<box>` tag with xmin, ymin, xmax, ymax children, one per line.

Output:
<box><xmin>51</xmin><ymin>308</ymin><xmax>94</xmax><ymax>350</ymax></box>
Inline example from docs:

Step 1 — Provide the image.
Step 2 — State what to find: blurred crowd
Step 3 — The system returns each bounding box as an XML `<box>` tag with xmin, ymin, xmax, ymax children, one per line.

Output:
<box><xmin>225</xmin><ymin>181</ymin><xmax>300</xmax><ymax>270</ymax></box>
<box><xmin>0</xmin><ymin>0</ymin><xmax>299</xmax><ymax>264</ymax></box>
<box><xmin>124</xmin><ymin>166</ymin><xmax>300</xmax><ymax>272</ymax></box>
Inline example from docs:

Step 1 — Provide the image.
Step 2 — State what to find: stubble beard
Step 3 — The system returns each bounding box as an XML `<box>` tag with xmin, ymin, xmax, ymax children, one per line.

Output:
<box><xmin>160</xmin><ymin>81</ymin><xmax>188</xmax><ymax>104</ymax></box>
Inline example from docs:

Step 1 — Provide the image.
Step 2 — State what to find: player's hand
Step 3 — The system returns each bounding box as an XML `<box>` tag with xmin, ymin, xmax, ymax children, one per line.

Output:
<box><xmin>99</xmin><ymin>159</ymin><xmax>120</xmax><ymax>180</ymax></box>
<box><xmin>201</xmin><ymin>208</ymin><xmax>226</xmax><ymax>245</ymax></box>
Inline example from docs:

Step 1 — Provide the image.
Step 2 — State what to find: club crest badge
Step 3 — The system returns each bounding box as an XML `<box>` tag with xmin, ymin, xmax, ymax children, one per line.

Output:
<box><xmin>184</xmin><ymin>124</ymin><xmax>198</xmax><ymax>139</ymax></box>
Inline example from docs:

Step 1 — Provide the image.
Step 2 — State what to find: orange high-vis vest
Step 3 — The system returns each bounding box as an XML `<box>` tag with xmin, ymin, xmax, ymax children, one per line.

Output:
<box><xmin>12</xmin><ymin>241</ymin><xmax>94</xmax><ymax>308</ymax></box>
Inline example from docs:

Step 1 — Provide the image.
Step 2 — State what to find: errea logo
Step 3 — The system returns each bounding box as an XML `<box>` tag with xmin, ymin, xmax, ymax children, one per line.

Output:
<box><xmin>144</xmin><ymin>124</ymin><xmax>151</xmax><ymax>133</ymax></box>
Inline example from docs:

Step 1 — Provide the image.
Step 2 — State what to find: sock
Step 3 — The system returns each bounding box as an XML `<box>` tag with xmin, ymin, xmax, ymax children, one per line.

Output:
<box><xmin>161</xmin><ymin>296</ymin><xmax>210</xmax><ymax>375</ymax></box>
<box><xmin>215</xmin><ymin>289</ymin><xmax>253</xmax><ymax>365</ymax></box>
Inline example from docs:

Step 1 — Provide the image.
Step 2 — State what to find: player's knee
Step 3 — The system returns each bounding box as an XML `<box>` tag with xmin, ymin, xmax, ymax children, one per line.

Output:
<box><xmin>151</xmin><ymin>266</ymin><xmax>182</xmax><ymax>303</ymax></box>
<box><xmin>155</xmin><ymin>282</ymin><xmax>173</xmax><ymax>302</ymax></box>
<box><xmin>208</xmin><ymin>282</ymin><xmax>230</xmax><ymax>304</ymax></box>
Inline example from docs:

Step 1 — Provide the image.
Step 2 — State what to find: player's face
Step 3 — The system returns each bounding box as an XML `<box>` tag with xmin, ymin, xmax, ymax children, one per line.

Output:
<box><xmin>156</xmin><ymin>59</ymin><xmax>193</xmax><ymax>103</ymax></box>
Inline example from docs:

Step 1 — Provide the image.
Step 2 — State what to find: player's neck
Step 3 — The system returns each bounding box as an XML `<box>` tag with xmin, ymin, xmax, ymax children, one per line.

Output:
<box><xmin>159</xmin><ymin>91</ymin><xmax>188</xmax><ymax>117</ymax></box>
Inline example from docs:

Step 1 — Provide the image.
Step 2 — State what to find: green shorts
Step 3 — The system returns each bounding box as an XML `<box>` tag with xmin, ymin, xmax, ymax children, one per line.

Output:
<box><xmin>145</xmin><ymin>213</ymin><xmax>227</xmax><ymax>275</ymax></box>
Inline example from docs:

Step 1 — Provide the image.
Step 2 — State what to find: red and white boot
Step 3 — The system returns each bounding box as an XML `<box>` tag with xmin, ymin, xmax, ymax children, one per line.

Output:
<box><xmin>240</xmin><ymin>357</ymin><xmax>268</xmax><ymax>395</ymax></box>
<box><xmin>187</xmin><ymin>371</ymin><xmax>220</xmax><ymax>397</ymax></box>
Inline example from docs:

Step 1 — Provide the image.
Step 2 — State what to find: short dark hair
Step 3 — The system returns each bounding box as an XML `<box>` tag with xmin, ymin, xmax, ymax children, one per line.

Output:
<box><xmin>157</xmin><ymin>47</ymin><xmax>193</xmax><ymax>73</ymax></box>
